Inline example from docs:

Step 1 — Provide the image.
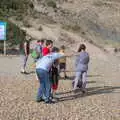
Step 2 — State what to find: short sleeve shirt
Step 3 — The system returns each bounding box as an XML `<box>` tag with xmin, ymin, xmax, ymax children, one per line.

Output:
<box><xmin>42</xmin><ymin>47</ymin><xmax>50</xmax><ymax>56</ymax></box>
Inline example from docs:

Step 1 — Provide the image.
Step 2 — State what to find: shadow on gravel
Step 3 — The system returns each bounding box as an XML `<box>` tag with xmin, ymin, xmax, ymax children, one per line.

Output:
<box><xmin>20</xmin><ymin>71</ymin><xmax>35</xmax><ymax>75</ymax></box>
<box><xmin>87</xmin><ymin>75</ymin><xmax>102</xmax><ymax>77</ymax></box>
<box><xmin>0</xmin><ymin>49</ymin><xmax>19</xmax><ymax>55</ymax></box>
<box><xmin>61</xmin><ymin>74</ymin><xmax>102</xmax><ymax>81</ymax></box>
<box><xmin>57</xmin><ymin>86</ymin><xmax>120</xmax><ymax>102</ymax></box>
<box><xmin>59</xmin><ymin>76</ymin><xmax>73</xmax><ymax>80</ymax></box>
<box><xmin>56</xmin><ymin>90</ymin><xmax>73</xmax><ymax>95</ymax></box>
<box><xmin>87</xmin><ymin>81</ymin><xmax>97</xmax><ymax>84</ymax></box>
<box><xmin>28</xmin><ymin>71</ymin><xmax>35</xmax><ymax>74</ymax></box>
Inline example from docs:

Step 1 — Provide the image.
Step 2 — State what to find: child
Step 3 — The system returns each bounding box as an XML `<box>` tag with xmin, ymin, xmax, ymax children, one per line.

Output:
<box><xmin>59</xmin><ymin>45</ymin><xmax>68</xmax><ymax>79</ymax></box>
<box><xmin>42</xmin><ymin>40</ymin><xmax>53</xmax><ymax>56</ymax></box>
<box><xmin>73</xmin><ymin>44</ymin><xmax>90</xmax><ymax>94</ymax></box>
<box><xmin>50</xmin><ymin>59</ymin><xmax>59</xmax><ymax>99</ymax></box>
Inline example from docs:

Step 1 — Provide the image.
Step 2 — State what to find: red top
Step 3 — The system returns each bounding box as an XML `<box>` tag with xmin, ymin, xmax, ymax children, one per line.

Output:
<box><xmin>42</xmin><ymin>47</ymin><xmax>50</xmax><ymax>56</ymax></box>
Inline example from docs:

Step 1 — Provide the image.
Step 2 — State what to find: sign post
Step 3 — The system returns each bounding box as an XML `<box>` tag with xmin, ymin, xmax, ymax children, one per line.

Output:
<box><xmin>0</xmin><ymin>22</ymin><xmax>7</xmax><ymax>55</ymax></box>
<box><xmin>4</xmin><ymin>40</ymin><xmax>6</xmax><ymax>55</ymax></box>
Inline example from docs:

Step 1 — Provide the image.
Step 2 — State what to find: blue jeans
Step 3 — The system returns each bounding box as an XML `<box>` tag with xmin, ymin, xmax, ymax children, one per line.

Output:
<box><xmin>73</xmin><ymin>71</ymin><xmax>87</xmax><ymax>90</ymax></box>
<box><xmin>36</xmin><ymin>69</ymin><xmax>51</xmax><ymax>102</ymax></box>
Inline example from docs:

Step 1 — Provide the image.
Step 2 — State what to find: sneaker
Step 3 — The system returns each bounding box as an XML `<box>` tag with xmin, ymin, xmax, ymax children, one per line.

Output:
<box><xmin>64</xmin><ymin>75</ymin><xmax>69</xmax><ymax>79</ymax></box>
<box><xmin>81</xmin><ymin>88</ymin><xmax>87</xmax><ymax>94</ymax></box>
<box><xmin>36</xmin><ymin>98</ymin><xmax>44</xmax><ymax>102</ymax></box>
<box><xmin>45</xmin><ymin>99</ymin><xmax>55</xmax><ymax>104</ymax></box>
<box><xmin>20</xmin><ymin>71</ymin><xmax>28</xmax><ymax>74</ymax></box>
<box><xmin>20</xmin><ymin>69</ymin><xmax>25</xmax><ymax>73</ymax></box>
<box><xmin>23</xmin><ymin>71</ymin><xmax>29</xmax><ymax>74</ymax></box>
<box><xmin>20</xmin><ymin>71</ymin><xmax>24</xmax><ymax>74</ymax></box>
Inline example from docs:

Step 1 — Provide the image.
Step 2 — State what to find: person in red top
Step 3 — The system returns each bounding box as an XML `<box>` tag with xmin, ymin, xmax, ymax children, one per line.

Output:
<box><xmin>42</xmin><ymin>40</ymin><xmax>53</xmax><ymax>56</ymax></box>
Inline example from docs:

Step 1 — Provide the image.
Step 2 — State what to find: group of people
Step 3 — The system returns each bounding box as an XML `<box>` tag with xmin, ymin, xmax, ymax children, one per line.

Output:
<box><xmin>19</xmin><ymin>38</ymin><xmax>90</xmax><ymax>104</ymax></box>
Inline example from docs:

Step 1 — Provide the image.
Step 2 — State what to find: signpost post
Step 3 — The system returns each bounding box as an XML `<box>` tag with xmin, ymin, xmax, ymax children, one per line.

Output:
<box><xmin>0</xmin><ymin>22</ymin><xmax>7</xmax><ymax>55</ymax></box>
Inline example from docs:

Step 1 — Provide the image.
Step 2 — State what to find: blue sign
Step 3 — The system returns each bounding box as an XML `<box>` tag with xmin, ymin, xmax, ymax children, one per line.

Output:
<box><xmin>0</xmin><ymin>22</ymin><xmax>7</xmax><ymax>40</ymax></box>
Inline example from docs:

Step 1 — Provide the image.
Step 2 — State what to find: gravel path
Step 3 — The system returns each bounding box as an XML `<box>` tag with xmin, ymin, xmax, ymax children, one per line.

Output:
<box><xmin>0</xmin><ymin>51</ymin><xmax>120</xmax><ymax>120</ymax></box>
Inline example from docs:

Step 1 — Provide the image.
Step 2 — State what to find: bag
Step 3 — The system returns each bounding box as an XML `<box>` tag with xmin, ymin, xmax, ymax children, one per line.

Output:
<box><xmin>31</xmin><ymin>44</ymin><xmax>43</xmax><ymax>59</ymax></box>
<box><xmin>31</xmin><ymin>50</ymin><xmax>39</xmax><ymax>59</ymax></box>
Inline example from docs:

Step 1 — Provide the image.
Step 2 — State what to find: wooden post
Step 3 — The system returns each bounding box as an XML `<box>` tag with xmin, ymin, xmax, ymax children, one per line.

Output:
<box><xmin>4</xmin><ymin>40</ymin><xmax>6</xmax><ymax>55</ymax></box>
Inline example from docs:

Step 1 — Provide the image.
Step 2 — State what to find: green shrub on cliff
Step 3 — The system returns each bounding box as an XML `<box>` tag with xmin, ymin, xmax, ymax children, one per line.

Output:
<box><xmin>0</xmin><ymin>17</ymin><xmax>26</xmax><ymax>49</ymax></box>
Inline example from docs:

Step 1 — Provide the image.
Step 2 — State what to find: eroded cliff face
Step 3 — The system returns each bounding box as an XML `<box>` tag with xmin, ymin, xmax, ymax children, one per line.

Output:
<box><xmin>1</xmin><ymin>0</ymin><xmax>120</xmax><ymax>49</ymax></box>
<box><xmin>31</xmin><ymin>0</ymin><xmax>120</xmax><ymax>44</ymax></box>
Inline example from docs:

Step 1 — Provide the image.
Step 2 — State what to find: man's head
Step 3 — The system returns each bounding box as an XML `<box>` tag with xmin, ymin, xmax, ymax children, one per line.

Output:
<box><xmin>46</xmin><ymin>40</ymin><xmax>53</xmax><ymax>49</ymax></box>
<box><xmin>51</xmin><ymin>47</ymin><xmax>59</xmax><ymax>53</ymax></box>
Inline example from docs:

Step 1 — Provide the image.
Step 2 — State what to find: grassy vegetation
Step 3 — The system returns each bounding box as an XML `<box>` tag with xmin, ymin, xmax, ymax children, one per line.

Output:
<box><xmin>0</xmin><ymin>0</ymin><xmax>33</xmax><ymax>13</ymax></box>
<box><xmin>0</xmin><ymin>0</ymin><xmax>33</xmax><ymax>49</ymax></box>
<box><xmin>0</xmin><ymin>17</ymin><xmax>26</xmax><ymax>48</ymax></box>
<box><xmin>46</xmin><ymin>0</ymin><xmax>56</xmax><ymax>8</ymax></box>
<box><xmin>62</xmin><ymin>24</ymin><xmax>81</xmax><ymax>32</ymax></box>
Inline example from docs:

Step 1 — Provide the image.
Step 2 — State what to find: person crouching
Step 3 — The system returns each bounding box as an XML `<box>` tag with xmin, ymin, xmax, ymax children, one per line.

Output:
<box><xmin>36</xmin><ymin>47</ymin><xmax>64</xmax><ymax>104</ymax></box>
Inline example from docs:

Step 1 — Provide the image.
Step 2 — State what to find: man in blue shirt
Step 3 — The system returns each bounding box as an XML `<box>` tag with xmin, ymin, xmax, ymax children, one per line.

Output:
<box><xmin>36</xmin><ymin>47</ymin><xmax>64</xmax><ymax>104</ymax></box>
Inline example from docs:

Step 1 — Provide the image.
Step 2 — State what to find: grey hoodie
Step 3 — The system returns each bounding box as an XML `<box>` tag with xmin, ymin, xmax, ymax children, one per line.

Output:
<box><xmin>75</xmin><ymin>51</ymin><xmax>90</xmax><ymax>72</ymax></box>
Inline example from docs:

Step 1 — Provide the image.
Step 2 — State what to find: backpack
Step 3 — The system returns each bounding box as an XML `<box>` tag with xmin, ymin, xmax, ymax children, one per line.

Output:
<box><xmin>31</xmin><ymin>44</ymin><xmax>42</xmax><ymax>59</ymax></box>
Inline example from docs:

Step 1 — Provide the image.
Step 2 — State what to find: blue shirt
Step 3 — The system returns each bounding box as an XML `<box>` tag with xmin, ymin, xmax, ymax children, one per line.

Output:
<box><xmin>36</xmin><ymin>52</ymin><xmax>64</xmax><ymax>71</ymax></box>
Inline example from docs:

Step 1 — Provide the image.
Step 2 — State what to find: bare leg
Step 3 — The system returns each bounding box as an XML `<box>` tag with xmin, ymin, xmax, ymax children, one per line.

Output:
<box><xmin>21</xmin><ymin>55</ymin><xmax>28</xmax><ymax>72</ymax></box>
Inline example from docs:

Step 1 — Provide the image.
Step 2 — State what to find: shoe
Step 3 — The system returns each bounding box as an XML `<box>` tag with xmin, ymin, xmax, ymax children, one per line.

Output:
<box><xmin>23</xmin><ymin>71</ymin><xmax>29</xmax><ymax>74</ymax></box>
<box><xmin>81</xmin><ymin>88</ymin><xmax>87</xmax><ymax>94</ymax></box>
<box><xmin>20</xmin><ymin>71</ymin><xmax>25</xmax><ymax>74</ymax></box>
<box><xmin>36</xmin><ymin>98</ymin><xmax>44</xmax><ymax>102</ymax></box>
<box><xmin>64</xmin><ymin>75</ymin><xmax>69</xmax><ymax>79</ymax></box>
<box><xmin>20</xmin><ymin>69</ymin><xmax>25</xmax><ymax>73</ymax></box>
<box><xmin>45</xmin><ymin>99</ymin><xmax>55</xmax><ymax>104</ymax></box>
<box><xmin>20</xmin><ymin>71</ymin><xmax>28</xmax><ymax>74</ymax></box>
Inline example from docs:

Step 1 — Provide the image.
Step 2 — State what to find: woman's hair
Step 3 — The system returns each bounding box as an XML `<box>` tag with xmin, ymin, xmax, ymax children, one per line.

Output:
<box><xmin>78</xmin><ymin>44</ymin><xmax>86</xmax><ymax>52</ymax></box>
